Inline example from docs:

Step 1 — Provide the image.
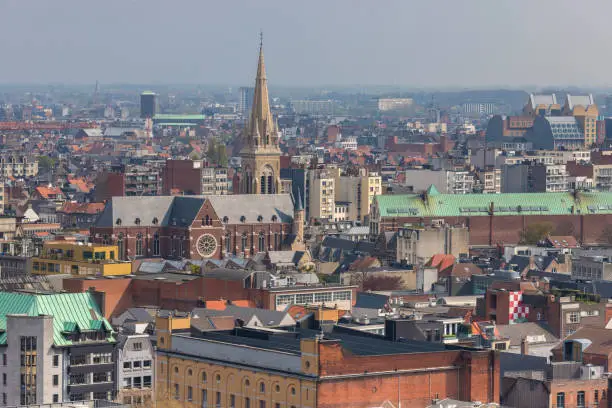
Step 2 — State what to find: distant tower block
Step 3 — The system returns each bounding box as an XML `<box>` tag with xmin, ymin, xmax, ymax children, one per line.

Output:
<box><xmin>140</xmin><ymin>91</ymin><xmax>157</xmax><ymax>119</ymax></box>
<box><xmin>144</xmin><ymin>117</ymin><xmax>153</xmax><ymax>138</ymax></box>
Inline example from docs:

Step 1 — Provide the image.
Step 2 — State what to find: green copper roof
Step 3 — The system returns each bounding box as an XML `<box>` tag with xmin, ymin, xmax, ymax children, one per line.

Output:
<box><xmin>0</xmin><ymin>292</ymin><xmax>114</xmax><ymax>347</ymax></box>
<box><xmin>153</xmin><ymin>114</ymin><xmax>206</xmax><ymax>121</ymax></box>
<box><xmin>375</xmin><ymin>191</ymin><xmax>612</xmax><ymax>218</ymax></box>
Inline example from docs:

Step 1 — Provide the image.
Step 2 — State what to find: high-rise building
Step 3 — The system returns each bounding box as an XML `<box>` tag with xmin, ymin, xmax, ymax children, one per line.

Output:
<box><xmin>140</xmin><ymin>91</ymin><xmax>157</xmax><ymax>118</ymax></box>
<box><xmin>239</xmin><ymin>41</ymin><xmax>281</xmax><ymax>195</ymax></box>
<box><xmin>238</xmin><ymin>86</ymin><xmax>254</xmax><ymax>117</ymax></box>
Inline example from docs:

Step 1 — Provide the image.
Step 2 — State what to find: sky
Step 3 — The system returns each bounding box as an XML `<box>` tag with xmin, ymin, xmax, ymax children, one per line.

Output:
<box><xmin>1</xmin><ymin>0</ymin><xmax>612</xmax><ymax>88</ymax></box>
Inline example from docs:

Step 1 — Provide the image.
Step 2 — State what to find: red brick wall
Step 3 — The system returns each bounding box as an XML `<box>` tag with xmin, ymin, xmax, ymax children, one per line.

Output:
<box><xmin>162</xmin><ymin>160</ymin><xmax>202</xmax><ymax>195</ymax></box>
<box><xmin>63</xmin><ymin>278</ymin><xmax>133</xmax><ymax>318</ymax></box>
<box><xmin>316</xmin><ymin>342</ymin><xmax>498</xmax><ymax>407</ymax></box>
<box><xmin>549</xmin><ymin>379</ymin><xmax>608</xmax><ymax>408</ymax></box>
<box><xmin>94</xmin><ymin>172</ymin><xmax>125</xmax><ymax>201</ymax></box>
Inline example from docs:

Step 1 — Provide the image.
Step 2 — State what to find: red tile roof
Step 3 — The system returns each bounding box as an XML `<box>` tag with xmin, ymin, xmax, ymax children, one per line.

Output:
<box><xmin>59</xmin><ymin>202</ymin><xmax>105</xmax><ymax>215</ymax></box>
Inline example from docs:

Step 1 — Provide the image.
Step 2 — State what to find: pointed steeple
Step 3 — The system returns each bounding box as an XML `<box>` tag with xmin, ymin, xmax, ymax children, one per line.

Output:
<box><xmin>247</xmin><ymin>33</ymin><xmax>278</xmax><ymax>149</ymax></box>
<box><xmin>295</xmin><ymin>190</ymin><xmax>304</xmax><ymax>211</ymax></box>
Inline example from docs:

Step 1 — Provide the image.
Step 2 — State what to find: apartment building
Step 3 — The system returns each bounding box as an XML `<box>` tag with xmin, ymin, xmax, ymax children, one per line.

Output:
<box><xmin>396</xmin><ymin>224</ymin><xmax>469</xmax><ymax>266</ymax></box>
<box><xmin>404</xmin><ymin>169</ymin><xmax>475</xmax><ymax>194</ymax></box>
<box><xmin>502</xmin><ymin>162</ymin><xmax>568</xmax><ymax>193</ymax></box>
<box><xmin>0</xmin><ymin>155</ymin><xmax>38</xmax><ymax>178</ymax></box>
<box><xmin>308</xmin><ymin>169</ymin><xmax>335</xmax><ymax>221</ymax></box>
<box><xmin>0</xmin><ymin>292</ymin><xmax>115</xmax><ymax>405</ymax></box>
<box><xmin>162</xmin><ymin>160</ymin><xmax>229</xmax><ymax>195</ymax></box>
<box><xmin>116</xmin><ymin>334</ymin><xmax>154</xmax><ymax>406</ymax></box>
<box><xmin>124</xmin><ymin>165</ymin><xmax>161</xmax><ymax>196</ymax></box>
<box><xmin>31</xmin><ymin>241</ymin><xmax>131</xmax><ymax>276</ymax></box>
<box><xmin>330</xmin><ymin>168</ymin><xmax>382</xmax><ymax>222</ymax></box>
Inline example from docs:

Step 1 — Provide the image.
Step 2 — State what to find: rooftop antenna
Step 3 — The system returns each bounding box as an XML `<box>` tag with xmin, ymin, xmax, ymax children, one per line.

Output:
<box><xmin>259</xmin><ymin>30</ymin><xmax>263</xmax><ymax>49</ymax></box>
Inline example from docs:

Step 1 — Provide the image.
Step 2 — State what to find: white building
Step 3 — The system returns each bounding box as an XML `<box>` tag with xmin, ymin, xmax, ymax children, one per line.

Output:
<box><xmin>115</xmin><ymin>334</ymin><xmax>154</xmax><ymax>406</ymax></box>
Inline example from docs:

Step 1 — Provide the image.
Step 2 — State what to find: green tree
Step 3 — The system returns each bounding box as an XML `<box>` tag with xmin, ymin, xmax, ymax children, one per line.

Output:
<box><xmin>520</xmin><ymin>222</ymin><xmax>554</xmax><ymax>244</ymax></box>
<box><xmin>38</xmin><ymin>156</ymin><xmax>56</xmax><ymax>173</ymax></box>
<box><xmin>217</xmin><ymin>144</ymin><xmax>228</xmax><ymax>167</ymax></box>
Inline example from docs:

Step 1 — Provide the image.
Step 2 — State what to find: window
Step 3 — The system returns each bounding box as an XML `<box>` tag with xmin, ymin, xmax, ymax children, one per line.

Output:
<box><xmin>53</xmin><ymin>375</ymin><xmax>58</xmax><ymax>386</ymax></box>
<box><xmin>595</xmin><ymin>390</ymin><xmax>599</xmax><ymax>406</ymax></box>
<box><xmin>291</xmin><ymin>387</ymin><xmax>296</xmax><ymax>395</ymax></box>
<box><xmin>133</xmin><ymin>342</ymin><xmax>142</xmax><ymax>351</ymax></box>
<box><xmin>133</xmin><ymin>377</ymin><xmax>142</xmax><ymax>388</ymax></box>
<box><xmin>174</xmin><ymin>366</ymin><xmax>179</xmax><ymax>374</ymax></box>
<box><xmin>259</xmin><ymin>382</ymin><xmax>265</xmax><ymax>393</ymax></box>
<box><xmin>144</xmin><ymin>376</ymin><xmax>152</xmax><ymax>388</ymax></box>
<box><xmin>53</xmin><ymin>394</ymin><xmax>58</xmax><ymax>403</ymax></box>
<box><xmin>152</xmin><ymin>232</ymin><xmax>160</xmax><ymax>256</ymax></box>
<box><xmin>577</xmin><ymin>391</ymin><xmax>585</xmax><ymax>408</ymax></box>
<box><xmin>136</xmin><ymin>233</ymin><xmax>144</xmax><ymax>256</ymax></box>
<box><xmin>258</xmin><ymin>232</ymin><xmax>265</xmax><ymax>252</ymax></box>
<box><xmin>230</xmin><ymin>394</ymin><xmax>235</xmax><ymax>408</ymax></box>
<box><xmin>174</xmin><ymin>384</ymin><xmax>180</xmax><ymax>400</ymax></box>
<box><xmin>1</xmin><ymin>354</ymin><xmax>4</xmax><ymax>366</ymax></box>
<box><xmin>123</xmin><ymin>378</ymin><xmax>131</xmax><ymax>388</ymax></box>
<box><xmin>557</xmin><ymin>392</ymin><xmax>565</xmax><ymax>408</ymax></box>
<box><xmin>202</xmin><ymin>389</ymin><xmax>208</xmax><ymax>407</ymax></box>
<box><xmin>225</xmin><ymin>233</ymin><xmax>232</xmax><ymax>254</ymax></box>
<box><xmin>241</xmin><ymin>233</ymin><xmax>248</xmax><ymax>253</ymax></box>
<box><xmin>567</xmin><ymin>311</ymin><xmax>580</xmax><ymax>324</ymax></box>
<box><xmin>245</xmin><ymin>398</ymin><xmax>251</xmax><ymax>408</ymax></box>
<box><xmin>216</xmin><ymin>374</ymin><xmax>221</xmax><ymax>384</ymax></box>
<box><xmin>53</xmin><ymin>355</ymin><xmax>59</xmax><ymax>367</ymax></box>
<box><xmin>93</xmin><ymin>372</ymin><xmax>109</xmax><ymax>383</ymax></box>
<box><xmin>202</xmin><ymin>372</ymin><xmax>207</xmax><ymax>383</ymax></box>
<box><xmin>124</xmin><ymin>362</ymin><xmax>131</xmax><ymax>369</ymax></box>
<box><xmin>187</xmin><ymin>386</ymin><xmax>193</xmax><ymax>402</ymax></box>
<box><xmin>143</xmin><ymin>360</ymin><xmax>151</xmax><ymax>368</ymax></box>
<box><xmin>215</xmin><ymin>392</ymin><xmax>221</xmax><ymax>408</ymax></box>
<box><xmin>275</xmin><ymin>404</ymin><xmax>280</xmax><ymax>408</ymax></box>
<box><xmin>314</xmin><ymin>292</ymin><xmax>332</xmax><ymax>303</ymax></box>
<box><xmin>495</xmin><ymin>343</ymin><xmax>507</xmax><ymax>351</ymax></box>
<box><xmin>259</xmin><ymin>401</ymin><xmax>266</xmax><ymax>408</ymax></box>
<box><xmin>117</xmin><ymin>233</ymin><xmax>125</xmax><ymax>260</ymax></box>
<box><xmin>187</xmin><ymin>369</ymin><xmax>192</xmax><ymax>376</ymax></box>
<box><xmin>133</xmin><ymin>361</ymin><xmax>141</xmax><ymax>368</ymax></box>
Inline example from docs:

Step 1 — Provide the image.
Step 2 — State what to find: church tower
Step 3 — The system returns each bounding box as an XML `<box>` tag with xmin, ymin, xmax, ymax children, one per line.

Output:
<box><xmin>291</xmin><ymin>191</ymin><xmax>306</xmax><ymax>251</ymax></box>
<box><xmin>239</xmin><ymin>35</ymin><xmax>281</xmax><ymax>194</ymax></box>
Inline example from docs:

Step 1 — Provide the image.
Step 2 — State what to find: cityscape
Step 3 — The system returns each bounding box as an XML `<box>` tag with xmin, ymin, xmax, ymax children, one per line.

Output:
<box><xmin>2</xmin><ymin>2</ymin><xmax>612</xmax><ymax>408</ymax></box>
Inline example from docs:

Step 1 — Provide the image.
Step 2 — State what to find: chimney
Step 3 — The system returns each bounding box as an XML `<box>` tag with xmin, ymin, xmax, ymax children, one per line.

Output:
<box><xmin>521</xmin><ymin>337</ymin><xmax>529</xmax><ymax>355</ymax></box>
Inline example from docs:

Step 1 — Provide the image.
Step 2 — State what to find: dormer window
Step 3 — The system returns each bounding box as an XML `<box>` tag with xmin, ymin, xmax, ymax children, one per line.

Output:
<box><xmin>240</xmin><ymin>216</ymin><xmax>246</xmax><ymax>223</ymax></box>
<box><xmin>271</xmin><ymin>215</ymin><xmax>278</xmax><ymax>222</ymax></box>
<box><xmin>135</xmin><ymin>218</ymin><xmax>141</xmax><ymax>225</ymax></box>
<box><xmin>152</xmin><ymin>217</ymin><xmax>159</xmax><ymax>225</ymax></box>
<box><xmin>115</xmin><ymin>218</ymin><xmax>122</xmax><ymax>226</ymax></box>
<box><xmin>222</xmin><ymin>216</ymin><xmax>229</xmax><ymax>223</ymax></box>
<box><xmin>257</xmin><ymin>215</ymin><xmax>263</xmax><ymax>222</ymax></box>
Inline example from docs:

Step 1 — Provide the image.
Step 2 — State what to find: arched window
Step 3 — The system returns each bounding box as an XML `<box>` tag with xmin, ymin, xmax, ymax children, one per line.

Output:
<box><xmin>117</xmin><ymin>233</ymin><xmax>124</xmax><ymax>260</ymax></box>
<box><xmin>136</xmin><ymin>233</ymin><xmax>143</xmax><ymax>256</ymax></box>
<box><xmin>201</xmin><ymin>372</ymin><xmax>207</xmax><ymax>383</ymax></box>
<box><xmin>271</xmin><ymin>215</ymin><xmax>278</xmax><ymax>222</ymax></box>
<box><xmin>240</xmin><ymin>216</ymin><xmax>246</xmax><ymax>223</ymax></box>
<box><xmin>225</xmin><ymin>233</ymin><xmax>231</xmax><ymax>255</ymax></box>
<box><xmin>267</xmin><ymin>175</ymin><xmax>273</xmax><ymax>194</ymax></box>
<box><xmin>153</xmin><ymin>232</ymin><xmax>160</xmax><ymax>256</ymax></box>
<box><xmin>178</xmin><ymin>236</ymin><xmax>184</xmax><ymax>257</ymax></box>
<box><xmin>257</xmin><ymin>215</ymin><xmax>263</xmax><ymax>222</ymax></box>
<box><xmin>259</xmin><ymin>382</ymin><xmax>265</xmax><ymax>393</ymax></box>
<box><xmin>274</xmin><ymin>233</ymin><xmax>279</xmax><ymax>249</ymax></box>
<box><xmin>171</xmin><ymin>235</ymin><xmax>178</xmax><ymax>255</ymax></box>
<box><xmin>258</xmin><ymin>232</ymin><xmax>265</xmax><ymax>253</ymax></box>
<box><xmin>204</xmin><ymin>215</ymin><xmax>210</xmax><ymax>226</ymax></box>
<box><xmin>241</xmin><ymin>233</ymin><xmax>248</xmax><ymax>253</ymax></box>
<box><xmin>152</xmin><ymin>217</ymin><xmax>159</xmax><ymax>225</ymax></box>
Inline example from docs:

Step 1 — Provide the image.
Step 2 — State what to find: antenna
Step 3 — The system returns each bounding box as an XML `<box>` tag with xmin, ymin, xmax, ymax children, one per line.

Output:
<box><xmin>259</xmin><ymin>31</ymin><xmax>263</xmax><ymax>49</ymax></box>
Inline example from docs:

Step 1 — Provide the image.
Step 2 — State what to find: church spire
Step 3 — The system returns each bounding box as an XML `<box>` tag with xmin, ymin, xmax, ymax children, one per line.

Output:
<box><xmin>248</xmin><ymin>32</ymin><xmax>277</xmax><ymax>148</ymax></box>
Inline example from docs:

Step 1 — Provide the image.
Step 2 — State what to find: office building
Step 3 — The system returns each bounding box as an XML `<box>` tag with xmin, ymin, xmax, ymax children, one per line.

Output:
<box><xmin>0</xmin><ymin>292</ymin><xmax>115</xmax><ymax>405</ymax></box>
<box><xmin>31</xmin><ymin>241</ymin><xmax>131</xmax><ymax>276</ymax></box>
<box><xmin>396</xmin><ymin>224</ymin><xmax>469</xmax><ymax>266</ymax></box>
<box><xmin>140</xmin><ymin>92</ymin><xmax>157</xmax><ymax>119</ymax></box>
<box><xmin>291</xmin><ymin>100</ymin><xmax>335</xmax><ymax>115</ymax></box>
<box><xmin>462</xmin><ymin>102</ymin><xmax>496</xmax><ymax>115</ymax></box>
<box><xmin>377</xmin><ymin>98</ymin><xmax>414</xmax><ymax>111</ymax></box>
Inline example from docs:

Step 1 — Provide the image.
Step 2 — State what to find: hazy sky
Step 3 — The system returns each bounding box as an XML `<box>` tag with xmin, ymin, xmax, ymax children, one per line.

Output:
<box><xmin>1</xmin><ymin>0</ymin><xmax>611</xmax><ymax>88</ymax></box>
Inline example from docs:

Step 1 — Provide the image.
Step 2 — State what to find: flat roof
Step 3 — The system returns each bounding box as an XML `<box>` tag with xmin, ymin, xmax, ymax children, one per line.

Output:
<box><xmin>181</xmin><ymin>326</ymin><xmax>446</xmax><ymax>356</ymax></box>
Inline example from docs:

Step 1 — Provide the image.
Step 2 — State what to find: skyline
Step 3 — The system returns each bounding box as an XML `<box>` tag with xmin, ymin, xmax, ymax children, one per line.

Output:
<box><xmin>1</xmin><ymin>1</ymin><xmax>612</xmax><ymax>88</ymax></box>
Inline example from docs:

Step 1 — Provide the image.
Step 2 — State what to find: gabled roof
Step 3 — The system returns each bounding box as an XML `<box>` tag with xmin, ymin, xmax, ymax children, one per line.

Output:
<box><xmin>529</xmin><ymin>93</ymin><xmax>557</xmax><ymax>109</ymax></box>
<box><xmin>208</xmin><ymin>194</ymin><xmax>294</xmax><ymax>224</ymax></box>
<box><xmin>0</xmin><ymin>292</ymin><xmax>113</xmax><ymax>346</ymax></box>
<box><xmin>96</xmin><ymin>196</ymin><xmax>176</xmax><ymax>227</ymax></box>
<box><xmin>566</xmin><ymin>94</ymin><xmax>594</xmax><ymax>110</ymax></box>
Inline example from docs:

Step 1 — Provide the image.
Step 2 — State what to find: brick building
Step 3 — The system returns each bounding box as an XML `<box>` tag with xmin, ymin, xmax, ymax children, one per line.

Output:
<box><xmin>63</xmin><ymin>271</ymin><xmax>357</xmax><ymax>318</ymax></box>
<box><xmin>90</xmin><ymin>193</ymin><xmax>304</xmax><ymax>260</ymax></box>
<box><xmin>371</xmin><ymin>187</ymin><xmax>612</xmax><ymax>246</ymax></box>
<box><xmin>155</xmin><ymin>315</ymin><xmax>499</xmax><ymax>408</ymax></box>
<box><xmin>162</xmin><ymin>159</ymin><xmax>229</xmax><ymax>195</ymax></box>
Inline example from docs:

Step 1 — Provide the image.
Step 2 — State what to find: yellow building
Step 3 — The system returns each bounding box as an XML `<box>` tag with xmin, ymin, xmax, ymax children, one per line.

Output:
<box><xmin>31</xmin><ymin>241</ymin><xmax>131</xmax><ymax>276</ymax></box>
<box><xmin>156</xmin><ymin>314</ymin><xmax>317</xmax><ymax>408</ymax></box>
<box><xmin>308</xmin><ymin>169</ymin><xmax>335</xmax><ymax>221</ymax></box>
<box><xmin>562</xmin><ymin>94</ymin><xmax>598</xmax><ymax>147</ymax></box>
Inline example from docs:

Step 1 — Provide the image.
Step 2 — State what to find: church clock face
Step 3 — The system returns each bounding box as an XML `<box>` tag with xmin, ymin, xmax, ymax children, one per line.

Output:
<box><xmin>196</xmin><ymin>234</ymin><xmax>217</xmax><ymax>258</ymax></box>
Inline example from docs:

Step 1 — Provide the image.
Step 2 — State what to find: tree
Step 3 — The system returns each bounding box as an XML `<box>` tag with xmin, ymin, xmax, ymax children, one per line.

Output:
<box><xmin>37</xmin><ymin>156</ymin><xmax>56</xmax><ymax>173</ymax></box>
<box><xmin>206</xmin><ymin>140</ymin><xmax>217</xmax><ymax>164</ymax></box>
<box><xmin>217</xmin><ymin>143</ymin><xmax>228</xmax><ymax>167</ymax></box>
<box><xmin>520</xmin><ymin>222</ymin><xmax>554</xmax><ymax>244</ymax></box>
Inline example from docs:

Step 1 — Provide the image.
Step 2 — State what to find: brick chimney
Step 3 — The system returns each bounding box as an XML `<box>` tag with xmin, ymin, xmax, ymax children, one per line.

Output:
<box><xmin>520</xmin><ymin>337</ymin><xmax>529</xmax><ymax>355</ymax></box>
